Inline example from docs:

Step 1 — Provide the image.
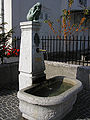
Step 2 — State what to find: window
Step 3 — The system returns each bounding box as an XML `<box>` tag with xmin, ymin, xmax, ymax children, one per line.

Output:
<box><xmin>79</xmin><ymin>0</ymin><xmax>87</xmax><ymax>7</ymax></box>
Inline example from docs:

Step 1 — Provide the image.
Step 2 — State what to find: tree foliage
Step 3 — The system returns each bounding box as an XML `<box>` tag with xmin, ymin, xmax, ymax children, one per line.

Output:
<box><xmin>45</xmin><ymin>0</ymin><xmax>89</xmax><ymax>39</ymax></box>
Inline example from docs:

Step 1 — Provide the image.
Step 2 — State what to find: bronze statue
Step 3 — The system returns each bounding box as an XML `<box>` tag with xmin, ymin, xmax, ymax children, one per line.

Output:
<box><xmin>27</xmin><ymin>2</ymin><xmax>42</xmax><ymax>21</ymax></box>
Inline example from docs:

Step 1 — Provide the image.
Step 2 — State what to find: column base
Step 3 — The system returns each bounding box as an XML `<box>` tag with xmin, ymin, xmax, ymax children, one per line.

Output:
<box><xmin>19</xmin><ymin>72</ymin><xmax>33</xmax><ymax>90</ymax></box>
<box><xmin>19</xmin><ymin>72</ymin><xmax>46</xmax><ymax>90</ymax></box>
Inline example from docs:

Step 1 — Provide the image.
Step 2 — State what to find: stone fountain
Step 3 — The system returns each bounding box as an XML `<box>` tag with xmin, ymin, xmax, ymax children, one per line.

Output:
<box><xmin>17</xmin><ymin>2</ymin><xmax>83</xmax><ymax>120</ymax></box>
<box><xmin>19</xmin><ymin>2</ymin><xmax>45</xmax><ymax>90</ymax></box>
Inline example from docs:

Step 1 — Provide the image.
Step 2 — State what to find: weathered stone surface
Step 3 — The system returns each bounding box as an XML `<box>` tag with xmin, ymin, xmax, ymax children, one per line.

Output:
<box><xmin>45</xmin><ymin>61</ymin><xmax>90</xmax><ymax>89</ymax></box>
<box><xmin>19</xmin><ymin>21</ymin><xmax>45</xmax><ymax>90</ymax></box>
<box><xmin>0</xmin><ymin>81</ymin><xmax>90</xmax><ymax>120</ymax></box>
<box><xmin>18</xmin><ymin>76</ymin><xmax>82</xmax><ymax>120</ymax></box>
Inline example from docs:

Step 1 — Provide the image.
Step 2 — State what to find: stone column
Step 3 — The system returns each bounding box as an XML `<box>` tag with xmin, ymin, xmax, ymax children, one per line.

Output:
<box><xmin>19</xmin><ymin>21</ymin><xmax>45</xmax><ymax>90</ymax></box>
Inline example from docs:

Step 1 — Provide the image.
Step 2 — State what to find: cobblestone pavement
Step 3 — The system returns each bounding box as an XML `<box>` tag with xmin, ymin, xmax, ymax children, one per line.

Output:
<box><xmin>62</xmin><ymin>89</ymin><xmax>90</xmax><ymax>120</ymax></box>
<box><xmin>0</xmin><ymin>85</ymin><xmax>22</xmax><ymax>120</ymax></box>
<box><xmin>0</xmin><ymin>85</ymin><xmax>90</xmax><ymax>120</ymax></box>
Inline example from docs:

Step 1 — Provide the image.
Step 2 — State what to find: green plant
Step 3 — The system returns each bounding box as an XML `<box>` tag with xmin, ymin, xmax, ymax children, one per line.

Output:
<box><xmin>0</xmin><ymin>22</ymin><xmax>19</xmax><ymax>64</ymax></box>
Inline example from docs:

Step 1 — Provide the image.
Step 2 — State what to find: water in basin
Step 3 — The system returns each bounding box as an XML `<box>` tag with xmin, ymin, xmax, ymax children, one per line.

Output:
<box><xmin>25</xmin><ymin>80</ymin><xmax>73</xmax><ymax>97</ymax></box>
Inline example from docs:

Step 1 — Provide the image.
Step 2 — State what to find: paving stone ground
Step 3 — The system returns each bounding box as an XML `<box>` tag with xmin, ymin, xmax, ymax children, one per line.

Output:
<box><xmin>0</xmin><ymin>84</ymin><xmax>90</xmax><ymax>120</ymax></box>
<box><xmin>0</xmin><ymin>84</ymin><xmax>22</xmax><ymax>120</ymax></box>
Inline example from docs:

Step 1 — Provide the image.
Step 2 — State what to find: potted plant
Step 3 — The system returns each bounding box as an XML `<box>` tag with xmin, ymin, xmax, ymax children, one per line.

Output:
<box><xmin>0</xmin><ymin>22</ymin><xmax>20</xmax><ymax>87</ymax></box>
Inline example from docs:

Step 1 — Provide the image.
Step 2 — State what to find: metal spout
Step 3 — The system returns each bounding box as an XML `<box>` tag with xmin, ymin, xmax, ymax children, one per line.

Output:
<box><xmin>39</xmin><ymin>49</ymin><xmax>46</xmax><ymax>52</ymax></box>
<box><xmin>36</xmin><ymin>48</ymin><xmax>46</xmax><ymax>53</ymax></box>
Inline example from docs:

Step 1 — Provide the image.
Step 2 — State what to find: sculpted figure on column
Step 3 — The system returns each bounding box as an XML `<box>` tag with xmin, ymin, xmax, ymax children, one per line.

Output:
<box><xmin>27</xmin><ymin>2</ymin><xmax>42</xmax><ymax>21</ymax></box>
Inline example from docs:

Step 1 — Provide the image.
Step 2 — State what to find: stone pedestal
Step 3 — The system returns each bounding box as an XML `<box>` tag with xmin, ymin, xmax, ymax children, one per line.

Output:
<box><xmin>19</xmin><ymin>21</ymin><xmax>45</xmax><ymax>90</ymax></box>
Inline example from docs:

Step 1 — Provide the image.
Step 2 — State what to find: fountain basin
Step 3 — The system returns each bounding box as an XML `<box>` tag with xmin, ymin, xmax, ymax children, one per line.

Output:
<box><xmin>17</xmin><ymin>76</ymin><xmax>82</xmax><ymax>120</ymax></box>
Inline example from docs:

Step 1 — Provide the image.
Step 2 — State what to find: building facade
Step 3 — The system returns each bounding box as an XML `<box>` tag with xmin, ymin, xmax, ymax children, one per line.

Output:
<box><xmin>60</xmin><ymin>0</ymin><xmax>90</xmax><ymax>37</ymax></box>
<box><xmin>0</xmin><ymin>0</ymin><xmax>61</xmax><ymax>38</ymax></box>
<box><xmin>0</xmin><ymin>0</ymin><xmax>90</xmax><ymax>38</ymax></box>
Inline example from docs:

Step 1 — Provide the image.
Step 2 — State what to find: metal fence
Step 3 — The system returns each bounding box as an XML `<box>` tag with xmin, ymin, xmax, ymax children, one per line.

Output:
<box><xmin>41</xmin><ymin>36</ymin><xmax>90</xmax><ymax>66</ymax></box>
<box><xmin>12</xmin><ymin>37</ymin><xmax>21</xmax><ymax>49</ymax></box>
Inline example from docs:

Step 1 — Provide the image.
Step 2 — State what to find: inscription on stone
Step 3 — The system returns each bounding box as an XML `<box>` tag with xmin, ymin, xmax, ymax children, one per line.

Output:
<box><xmin>35</xmin><ymin>57</ymin><xmax>42</xmax><ymax>62</ymax></box>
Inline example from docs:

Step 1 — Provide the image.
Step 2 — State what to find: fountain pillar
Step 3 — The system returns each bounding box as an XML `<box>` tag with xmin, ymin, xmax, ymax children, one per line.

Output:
<box><xmin>19</xmin><ymin>21</ymin><xmax>46</xmax><ymax>90</ymax></box>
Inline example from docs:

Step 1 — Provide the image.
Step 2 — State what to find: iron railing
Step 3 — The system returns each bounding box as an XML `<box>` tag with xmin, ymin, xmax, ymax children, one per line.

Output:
<box><xmin>12</xmin><ymin>37</ymin><xmax>21</xmax><ymax>49</ymax></box>
<box><xmin>41</xmin><ymin>36</ymin><xmax>90</xmax><ymax>66</ymax></box>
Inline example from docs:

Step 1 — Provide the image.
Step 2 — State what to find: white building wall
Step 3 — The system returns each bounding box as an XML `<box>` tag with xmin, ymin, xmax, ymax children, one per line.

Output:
<box><xmin>4</xmin><ymin>0</ymin><xmax>12</xmax><ymax>32</ymax></box>
<box><xmin>0</xmin><ymin>0</ymin><xmax>2</xmax><ymax>23</ymax></box>
<box><xmin>4</xmin><ymin>0</ymin><xmax>12</xmax><ymax>46</ymax></box>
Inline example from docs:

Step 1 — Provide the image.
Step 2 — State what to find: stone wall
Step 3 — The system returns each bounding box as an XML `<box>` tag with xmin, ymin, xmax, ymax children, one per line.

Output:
<box><xmin>45</xmin><ymin>61</ymin><xmax>90</xmax><ymax>90</ymax></box>
<box><xmin>0</xmin><ymin>60</ymin><xmax>90</xmax><ymax>90</ymax></box>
